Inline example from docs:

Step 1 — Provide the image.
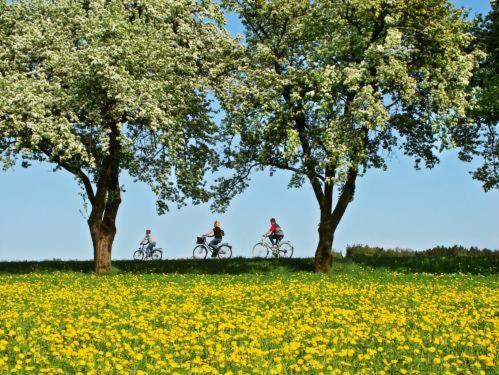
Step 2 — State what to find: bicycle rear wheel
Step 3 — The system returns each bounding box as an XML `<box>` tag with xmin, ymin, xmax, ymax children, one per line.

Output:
<box><xmin>151</xmin><ymin>250</ymin><xmax>163</xmax><ymax>260</ymax></box>
<box><xmin>193</xmin><ymin>245</ymin><xmax>208</xmax><ymax>259</ymax></box>
<box><xmin>279</xmin><ymin>242</ymin><xmax>294</xmax><ymax>258</ymax></box>
<box><xmin>217</xmin><ymin>245</ymin><xmax>232</xmax><ymax>259</ymax></box>
<box><xmin>252</xmin><ymin>243</ymin><xmax>269</xmax><ymax>258</ymax></box>
<box><xmin>133</xmin><ymin>250</ymin><xmax>144</xmax><ymax>260</ymax></box>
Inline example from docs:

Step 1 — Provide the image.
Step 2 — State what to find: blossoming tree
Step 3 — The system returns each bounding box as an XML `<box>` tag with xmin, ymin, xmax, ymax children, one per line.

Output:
<box><xmin>0</xmin><ymin>0</ymin><xmax>230</xmax><ymax>272</ymax></box>
<box><xmin>216</xmin><ymin>0</ymin><xmax>482</xmax><ymax>272</ymax></box>
<box><xmin>453</xmin><ymin>3</ymin><xmax>498</xmax><ymax>191</ymax></box>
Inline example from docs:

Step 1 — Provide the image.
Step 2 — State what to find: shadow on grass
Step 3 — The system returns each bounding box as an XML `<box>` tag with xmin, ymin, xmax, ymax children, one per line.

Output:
<box><xmin>350</xmin><ymin>255</ymin><xmax>498</xmax><ymax>275</ymax></box>
<box><xmin>0</xmin><ymin>257</ymin><xmax>318</xmax><ymax>275</ymax></box>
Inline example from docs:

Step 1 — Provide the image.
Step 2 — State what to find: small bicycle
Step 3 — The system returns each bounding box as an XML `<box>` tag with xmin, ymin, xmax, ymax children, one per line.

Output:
<box><xmin>192</xmin><ymin>236</ymin><xmax>233</xmax><ymax>259</ymax></box>
<box><xmin>133</xmin><ymin>244</ymin><xmax>163</xmax><ymax>260</ymax></box>
<box><xmin>252</xmin><ymin>236</ymin><xmax>294</xmax><ymax>258</ymax></box>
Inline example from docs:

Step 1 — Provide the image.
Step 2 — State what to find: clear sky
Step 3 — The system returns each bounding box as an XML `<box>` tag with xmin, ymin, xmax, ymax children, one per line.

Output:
<box><xmin>0</xmin><ymin>0</ymin><xmax>497</xmax><ymax>261</ymax></box>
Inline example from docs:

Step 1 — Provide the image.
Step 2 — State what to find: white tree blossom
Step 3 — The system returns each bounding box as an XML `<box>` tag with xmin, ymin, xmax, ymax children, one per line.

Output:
<box><xmin>216</xmin><ymin>0</ymin><xmax>482</xmax><ymax>272</ymax></box>
<box><xmin>0</xmin><ymin>0</ymin><xmax>233</xmax><ymax>272</ymax></box>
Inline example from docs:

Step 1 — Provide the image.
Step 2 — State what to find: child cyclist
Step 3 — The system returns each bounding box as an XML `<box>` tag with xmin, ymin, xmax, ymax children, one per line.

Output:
<box><xmin>263</xmin><ymin>218</ymin><xmax>284</xmax><ymax>247</ymax></box>
<box><xmin>139</xmin><ymin>229</ymin><xmax>156</xmax><ymax>256</ymax></box>
<box><xmin>204</xmin><ymin>220</ymin><xmax>224</xmax><ymax>257</ymax></box>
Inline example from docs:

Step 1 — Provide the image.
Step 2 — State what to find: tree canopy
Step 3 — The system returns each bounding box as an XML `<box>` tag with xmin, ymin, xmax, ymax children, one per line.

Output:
<box><xmin>216</xmin><ymin>0</ymin><xmax>482</xmax><ymax>272</ymax></box>
<box><xmin>0</xmin><ymin>0</ymin><xmax>232</xmax><ymax>272</ymax></box>
<box><xmin>453</xmin><ymin>2</ymin><xmax>498</xmax><ymax>191</ymax></box>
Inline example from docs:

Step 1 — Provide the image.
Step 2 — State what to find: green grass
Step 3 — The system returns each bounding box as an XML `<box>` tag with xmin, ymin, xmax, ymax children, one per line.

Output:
<box><xmin>0</xmin><ymin>255</ymin><xmax>496</xmax><ymax>275</ymax></box>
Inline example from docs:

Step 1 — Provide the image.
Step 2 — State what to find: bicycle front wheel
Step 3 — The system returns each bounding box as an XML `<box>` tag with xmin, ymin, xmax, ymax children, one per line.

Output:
<box><xmin>279</xmin><ymin>242</ymin><xmax>294</xmax><ymax>258</ymax></box>
<box><xmin>252</xmin><ymin>243</ymin><xmax>269</xmax><ymax>258</ymax></box>
<box><xmin>193</xmin><ymin>245</ymin><xmax>208</xmax><ymax>259</ymax></box>
<box><xmin>133</xmin><ymin>250</ymin><xmax>144</xmax><ymax>260</ymax></box>
<box><xmin>217</xmin><ymin>245</ymin><xmax>232</xmax><ymax>259</ymax></box>
<box><xmin>151</xmin><ymin>250</ymin><xmax>163</xmax><ymax>260</ymax></box>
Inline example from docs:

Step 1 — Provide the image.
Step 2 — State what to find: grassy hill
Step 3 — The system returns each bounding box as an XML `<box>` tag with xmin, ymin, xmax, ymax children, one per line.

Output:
<box><xmin>0</xmin><ymin>255</ymin><xmax>496</xmax><ymax>275</ymax></box>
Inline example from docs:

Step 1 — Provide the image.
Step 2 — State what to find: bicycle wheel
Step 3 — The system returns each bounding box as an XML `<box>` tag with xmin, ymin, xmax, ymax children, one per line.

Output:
<box><xmin>252</xmin><ymin>242</ymin><xmax>269</xmax><ymax>258</ymax></box>
<box><xmin>217</xmin><ymin>245</ymin><xmax>232</xmax><ymax>259</ymax></box>
<box><xmin>133</xmin><ymin>250</ymin><xmax>144</xmax><ymax>261</ymax></box>
<box><xmin>279</xmin><ymin>242</ymin><xmax>294</xmax><ymax>258</ymax></box>
<box><xmin>192</xmin><ymin>245</ymin><xmax>208</xmax><ymax>259</ymax></box>
<box><xmin>151</xmin><ymin>250</ymin><xmax>163</xmax><ymax>260</ymax></box>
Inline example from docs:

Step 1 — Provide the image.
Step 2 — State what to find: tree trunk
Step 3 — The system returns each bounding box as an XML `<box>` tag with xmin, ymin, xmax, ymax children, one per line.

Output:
<box><xmin>87</xmin><ymin>179</ymin><xmax>121</xmax><ymax>273</ymax></box>
<box><xmin>89</xmin><ymin>220</ymin><xmax>116</xmax><ymax>274</ymax></box>
<box><xmin>313</xmin><ymin>167</ymin><xmax>358</xmax><ymax>273</ymax></box>
<box><xmin>314</xmin><ymin>217</ymin><xmax>334</xmax><ymax>273</ymax></box>
<box><xmin>87</xmin><ymin>118</ymin><xmax>121</xmax><ymax>273</ymax></box>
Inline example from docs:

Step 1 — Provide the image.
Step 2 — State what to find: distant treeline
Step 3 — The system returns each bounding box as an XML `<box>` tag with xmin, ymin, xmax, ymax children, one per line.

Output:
<box><xmin>346</xmin><ymin>244</ymin><xmax>498</xmax><ymax>258</ymax></box>
<box><xmin>345</xmin><ymin>244</ymin><xmax>498</xmax><ymax>275</ymax></box>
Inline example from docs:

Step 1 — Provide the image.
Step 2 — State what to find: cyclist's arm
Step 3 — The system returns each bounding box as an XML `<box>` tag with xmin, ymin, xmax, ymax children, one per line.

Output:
<box><xmin>204</xmin><ymin>229</ymin><xmax>214</xmax><ymax>237</ymax></box>
<box><xmin>264</xmin><ymin>225</ymin><xmax>275</xmax><ymax>236</ymax></box>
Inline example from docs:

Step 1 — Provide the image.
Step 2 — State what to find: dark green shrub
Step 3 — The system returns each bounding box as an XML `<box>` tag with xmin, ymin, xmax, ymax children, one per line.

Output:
<box><xmin>346</xmin><ymin>244</ymin><xmax>498</xmax><ymax>258</ymax></box>
<box><xmin>345</xmin><ymin>244</ymin><xmax>498</xmax><ymax>275</ymax></box>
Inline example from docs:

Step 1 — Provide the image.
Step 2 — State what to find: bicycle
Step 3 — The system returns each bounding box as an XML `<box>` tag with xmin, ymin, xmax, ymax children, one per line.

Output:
<box><xmin>133</xmin><ymin>244</ymin><xmax>163</xmax><ymax>260</ymax></box>
<box><xmin>252</xmin><ymin>236</ymin><xmax>294</xmax><ymax>258</ymax></box>
<box><xmin>192</xmin><ymin>236</ymin><xmax>232</xmax><ymax>259</ymax></box>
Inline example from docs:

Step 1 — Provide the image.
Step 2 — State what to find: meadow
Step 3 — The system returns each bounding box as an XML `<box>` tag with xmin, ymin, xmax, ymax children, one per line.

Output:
<box><xmin>0</xmin><ymin>259</ymin><xmax>497</xmax><ymax>374</ymax></box>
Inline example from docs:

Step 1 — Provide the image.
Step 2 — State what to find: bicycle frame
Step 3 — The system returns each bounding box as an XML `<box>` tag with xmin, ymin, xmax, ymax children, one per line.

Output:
<box><xmin>262</xmin><ymin>237</ymin><xmax>284</xmax><ymax>249</ymax></box>
<box><xmin>197</xmin><ymin>243</ymin><xmax>212</xmax><ymax>255</ymax></box>
<box><xmin>138</xmin><ymin>244</ymin><xmax>161</xmax><ymax>258</ymax></box>
<box><xmin>260</xmin><ymin>238</ymin><xmax>271</xmax><ymax>248</ymax></box>
<box><xmin>193</xmin><ymin>236</ymin><xmax>232</xmax><ymax>259</ymax></box>
<box><xmin>200</xmin><ymin>237</ymin><xmax>230</xmax><ymax>254</ymax></box>
<box><xmin>137</xmin><ymin>244</ymin><xmax>147</xmax><ymax>254</ymax></box>
<box><xmin>260</xmin><ymin>237</ymin><xmax>291</xmax><ymax>257</ymax></box>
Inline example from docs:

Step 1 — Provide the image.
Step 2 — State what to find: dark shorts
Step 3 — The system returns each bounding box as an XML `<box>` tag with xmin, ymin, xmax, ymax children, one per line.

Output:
<box><xmin>269</xmin><ymin>233</ymin><xmax>283</xmax><ymax>245</ymax></box>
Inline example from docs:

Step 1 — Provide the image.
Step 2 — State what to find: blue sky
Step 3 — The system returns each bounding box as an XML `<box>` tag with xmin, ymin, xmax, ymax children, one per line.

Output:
<box><xmin>0</xmin><ymin>0</ymin><xmax>497</xmax><ymax>261</ymax></box>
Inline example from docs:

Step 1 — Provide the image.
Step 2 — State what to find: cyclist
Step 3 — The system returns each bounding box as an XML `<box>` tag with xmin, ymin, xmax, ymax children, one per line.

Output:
<box><xmin>263</xmin><ymin>218</ymin><xmax>284</xmax><ymax>247</ymax></box>
<box><xmin>204</xmin><ymin>220</ymin><xmax>224</xmax><ymax>257</ymax></box>
<box><xmin>139</xmin><ymin>229</ymin><xmax>156</xmax><ymax>256</ymax></box>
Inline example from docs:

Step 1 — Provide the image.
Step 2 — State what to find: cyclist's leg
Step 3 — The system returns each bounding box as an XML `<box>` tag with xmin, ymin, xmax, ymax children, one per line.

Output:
<box><xmin>147</xmin><ymin>242</ymin><xmax>155</xmax><ymax>256</ymax></box>
<box><xmin>268</xmin><ymin>234</ymin><xmax>276</xmax><ymax>246</ymax></box>
<box><xmin>209</xmin><ymin>238</ymin><xmax>221</xmax><ymax>256</ymax></box>
<box><xmin>275</xmin><ymin>235</ymin><xmax>283</xmax><ymax>246</ymax></box>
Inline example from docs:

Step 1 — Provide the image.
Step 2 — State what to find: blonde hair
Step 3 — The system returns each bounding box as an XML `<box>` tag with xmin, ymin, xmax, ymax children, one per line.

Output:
<box><xmin>214</xmin><ymin>220</ymin><xmax>221</xmax><ymax>227</ymax></box>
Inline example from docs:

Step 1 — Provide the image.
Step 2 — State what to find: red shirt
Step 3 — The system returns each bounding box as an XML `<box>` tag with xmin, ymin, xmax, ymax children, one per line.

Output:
<box><xmin>268</xmin><ymin>223</ymin><xmax>283</xmax><ymax>234</ymax></box>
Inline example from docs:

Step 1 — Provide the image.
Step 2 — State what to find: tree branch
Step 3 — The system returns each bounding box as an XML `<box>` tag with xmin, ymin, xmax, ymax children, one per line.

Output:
<box><xmin>102</xmin><ymin>120</ymin><xmax>122</xmax><ymax>229</ymax></box>
<box><xmin>60</xmin><ymin>161</ymin><xmax>96</xmax><ymax>205</ymax></box>
<box><xmin>268</xmin><ymin>159</ymin><xmax>325</xmax><ymax>181</ymax></box>
<box><xmin>39</xmin><ymin>147</ymin><xmax>96</xmax><ymax>205</ymax></box>
<box><xmin>330</xmin><ymin>166</ymin><xmax>357</xmax><ymax>230</ymax></box>
<box><xmin>323</xmin><ymin>165</ymin><xmax>336</xmax><ymax>214</ymax></box>
<box><xmin>294</xmin><ymin>114</ymin><xmax>325</xmax><ymax>205</ymax></box>
<box><xmin>213</xmin><ymin>162</ymin><xmax>259</xmax><ymax>210</ymax></box>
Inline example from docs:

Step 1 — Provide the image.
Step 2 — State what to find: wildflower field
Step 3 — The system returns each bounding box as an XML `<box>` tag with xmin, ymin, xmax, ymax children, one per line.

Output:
<box><xmin>0</xmin><ymin>260</ymin><xmax>497</xmax><ymax>374</ymax></box>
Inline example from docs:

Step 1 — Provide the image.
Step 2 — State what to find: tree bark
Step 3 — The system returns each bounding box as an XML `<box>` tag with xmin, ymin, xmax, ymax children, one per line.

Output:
<box><xmin>87</xmin><ymin>175</ymin><xmax>121</xmax><ymax>274</ymax></box>
<box><xmin>314</xmin><ymin>214</ymin><xmax>334</xmax><ymax>272</ymax></box>
<box><xmin>86</xmin><ymin>183</ymin><xmax>121</xmax><ymax>273</ymax></box>
<box><xmin>88</xmin><ymin>219</ymin><xmax>116</xmax><ymax>274</ymax></box>
<box><xmin>87</xmin><ymin>119</ymin><xmax>121</xmax><ymax>273</ymax></box>
<box><xmin>313</xmin><ymin>167</ymin><xmax>358</xmax><ymax>273</ymax></box>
